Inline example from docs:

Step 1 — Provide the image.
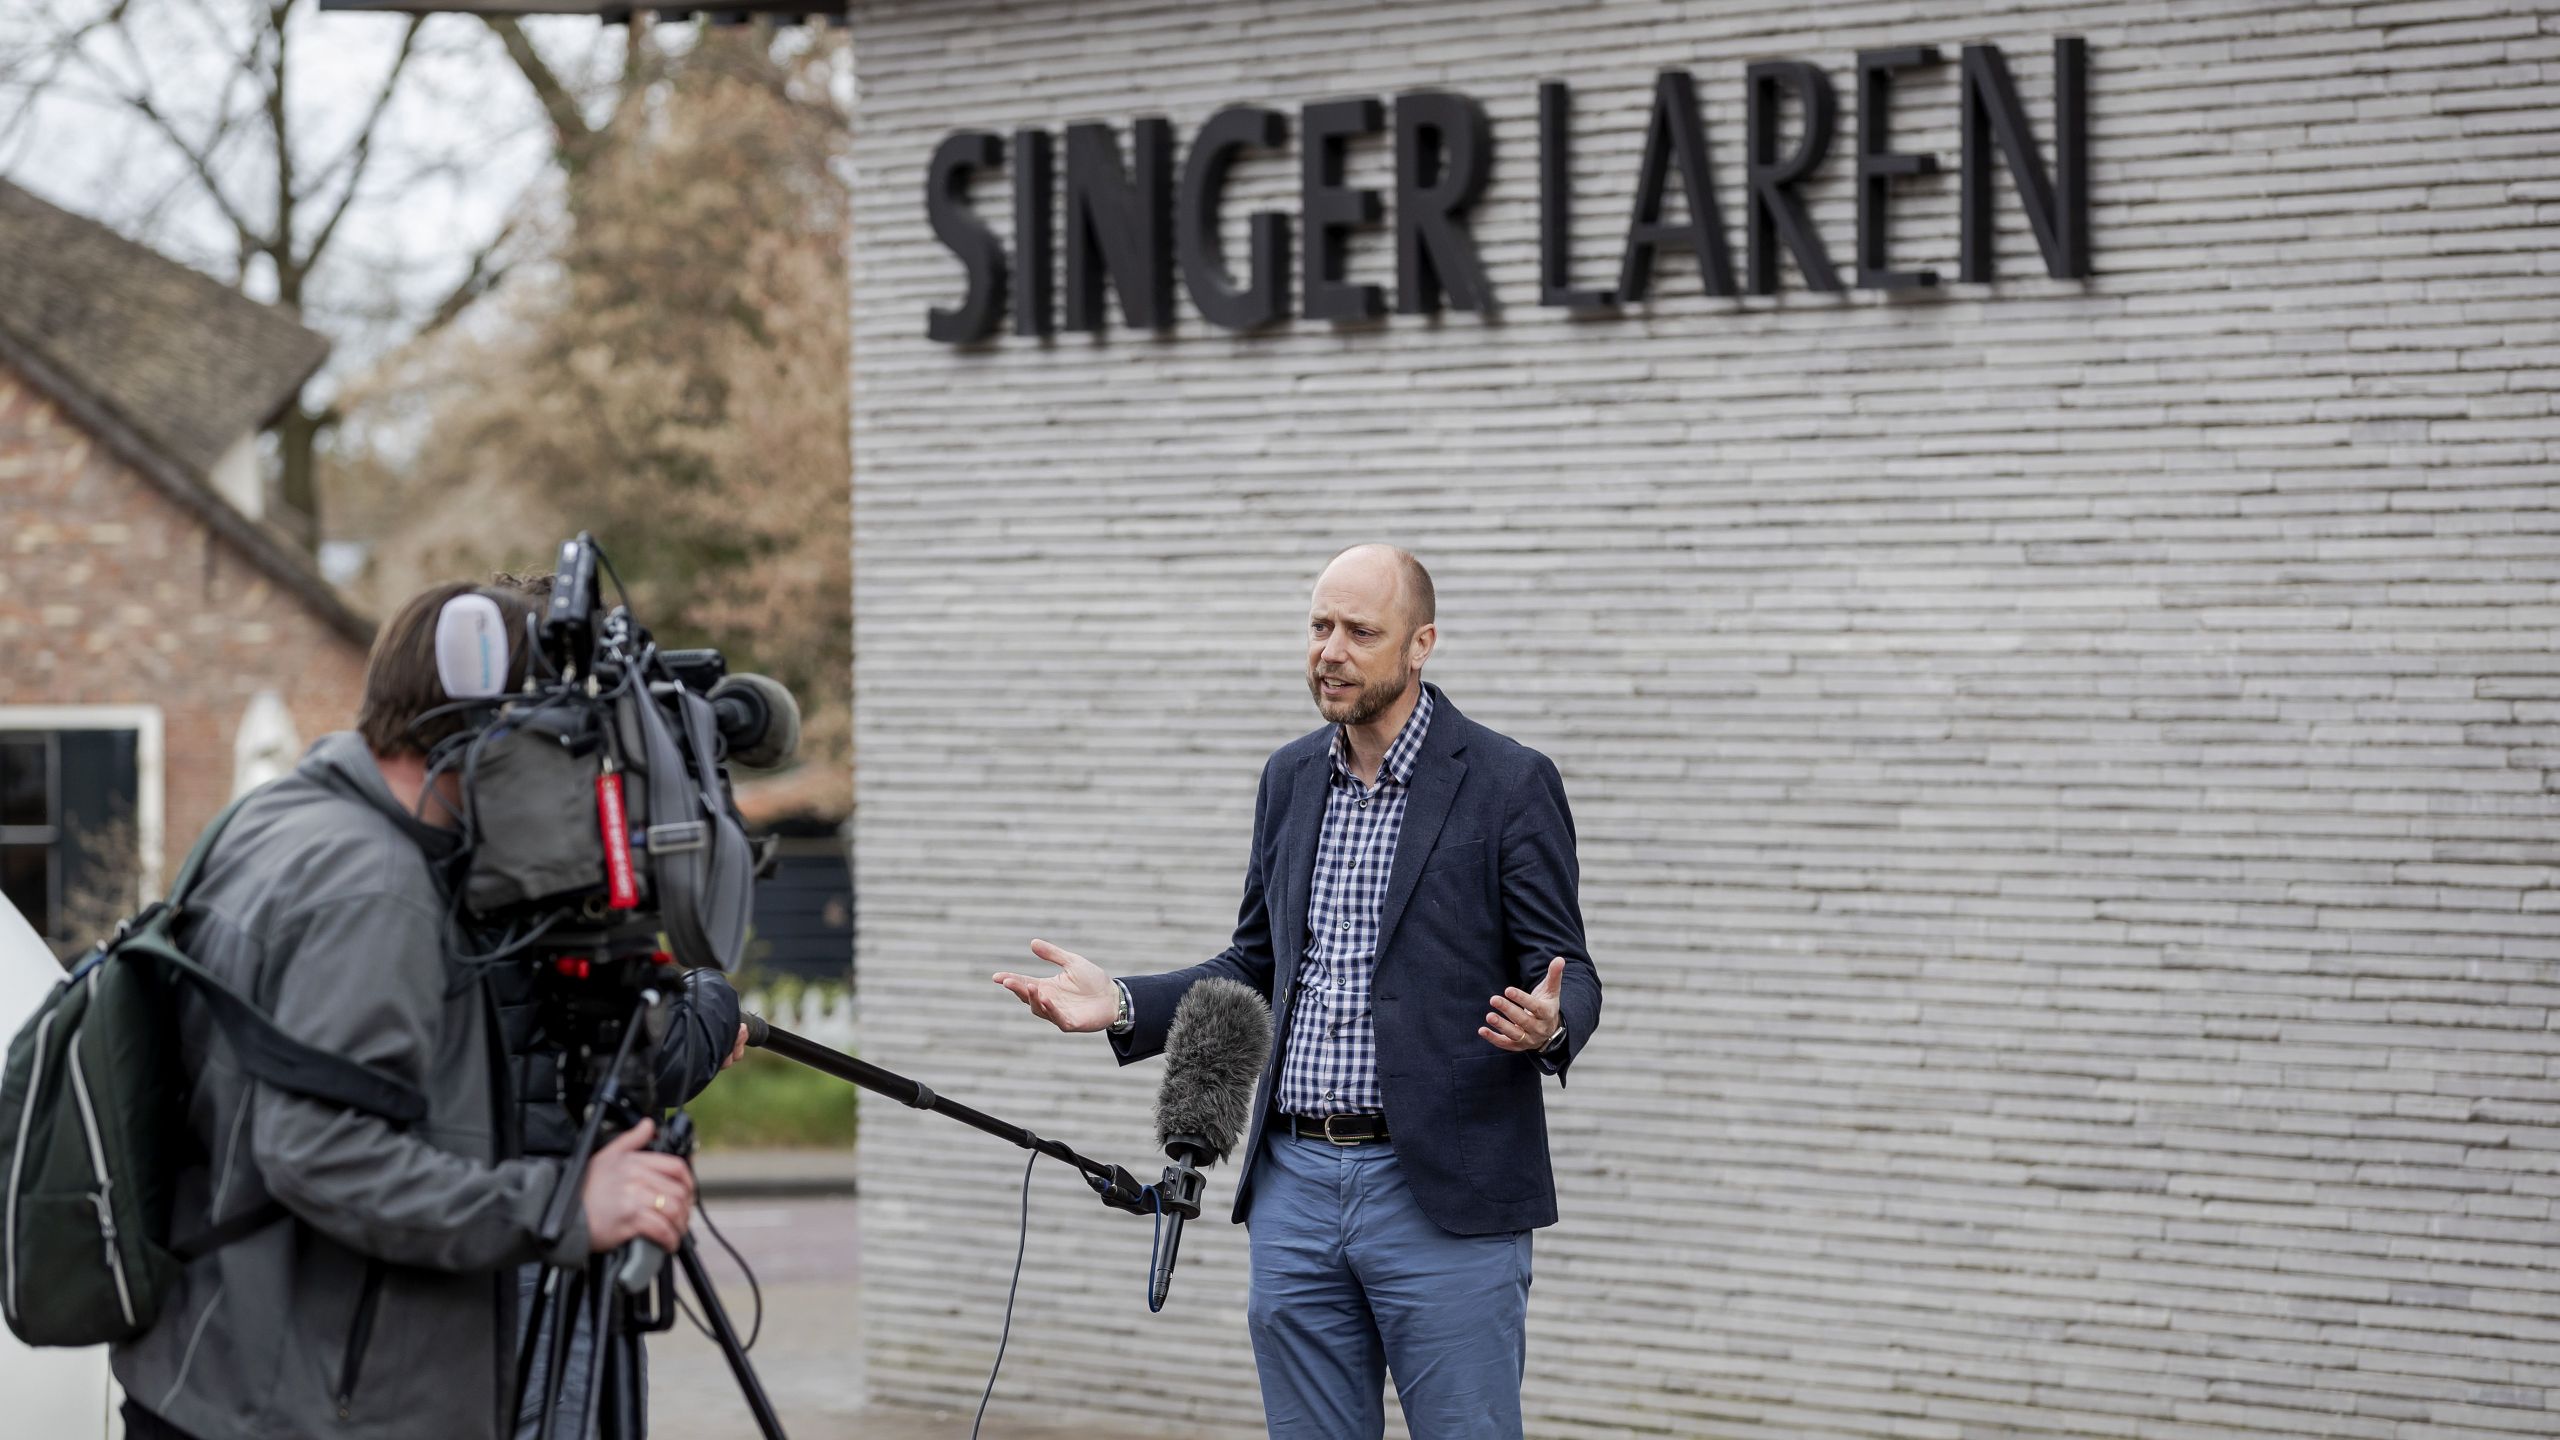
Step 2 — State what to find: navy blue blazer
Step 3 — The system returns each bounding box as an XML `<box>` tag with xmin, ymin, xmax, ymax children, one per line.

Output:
<box><xmin>1114</xmin><ymin>684</ymin><xmax>1600</xmax><ymax>1236</ymax></box>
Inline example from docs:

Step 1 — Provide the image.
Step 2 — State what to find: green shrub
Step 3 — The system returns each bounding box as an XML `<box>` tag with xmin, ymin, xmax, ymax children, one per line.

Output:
<box><xmin>683</xmin><ymin>1047</ymin><xmax>860</xmax><ymax>1151</ymax></box>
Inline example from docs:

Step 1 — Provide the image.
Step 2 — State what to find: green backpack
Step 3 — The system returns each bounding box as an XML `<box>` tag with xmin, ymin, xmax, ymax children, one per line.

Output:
<box><xmin>0</xmin><ymin>795</ymin><xmax>427</xmax><ymax>1347</ymax></box>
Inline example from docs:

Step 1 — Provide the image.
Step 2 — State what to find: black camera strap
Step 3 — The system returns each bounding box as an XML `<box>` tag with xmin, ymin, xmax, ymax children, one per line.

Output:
<box><xmin>625</xmin><ymin>671</ymin><xmax>751</xmax><ymax>972</ymax></box>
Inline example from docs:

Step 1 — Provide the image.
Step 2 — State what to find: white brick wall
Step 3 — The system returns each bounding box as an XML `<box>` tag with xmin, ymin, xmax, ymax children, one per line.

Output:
<box><xmin>847</xmin><ymin>2</ymin><xmax>2560</xmax><ymax>1434</ymax></box>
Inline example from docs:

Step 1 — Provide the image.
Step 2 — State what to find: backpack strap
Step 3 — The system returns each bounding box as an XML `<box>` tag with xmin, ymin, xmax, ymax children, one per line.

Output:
<box><xmin>116</xmin><ymin>792</ymin><xmax>435</xmax><ymax>1264</ymax></box>
<box><xmin>129</xmin><ymin>793</ymin><xmax>431</xmax><ymax>1128</ymax></box>
<box><xmin>168</xmin><ymin>1198</ymin><xmax>289</xmax><ymax>1261</ymax></box>
<box><xmin>150</xmin><ymin>946</ymin><xmax>430</xmax><ymax>1257</ymax></box>
<box><xmin>163</xmin><ymin>792</ymin><xmax>255</xmax><ymax>915</ymax></box>
<box><xmin>72</xmin><ymin>793</ymin><xmax>256</xmax><ymax>969</ymax></box>
<box><xmin>157</xmin><ymin>947</ymin><xmax>429</xmax><ymax>1127</ymax></box>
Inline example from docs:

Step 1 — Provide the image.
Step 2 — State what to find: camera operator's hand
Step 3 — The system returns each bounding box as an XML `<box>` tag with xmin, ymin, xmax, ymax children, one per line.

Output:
<box><xmin>992</xmin><ymin>939</ymin><xmax>1118</xmax><ymax>1032</ymax></box>
<box><xmin>725</xmin><ymin>1022</ymin><xmax>748</xmax><ymax>1069</ymax></box>
<box><xmin>582</xmin><ymin>1120</ymin><xmax>695</xmax><ymax>1252</ymax></box>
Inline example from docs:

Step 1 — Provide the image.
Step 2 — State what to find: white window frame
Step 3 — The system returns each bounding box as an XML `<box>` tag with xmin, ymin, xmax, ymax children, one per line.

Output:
<box><xmin>0</xmin><ymin>704</ymin><xmax>166</xmax><ymax>903</ymax></box>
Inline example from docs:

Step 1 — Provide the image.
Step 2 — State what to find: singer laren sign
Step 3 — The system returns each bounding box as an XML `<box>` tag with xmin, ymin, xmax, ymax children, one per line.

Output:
<box><xmin>922</xmin><ymin>39</ymin><xmax>2090</xmax><ymax>344</ymax></box>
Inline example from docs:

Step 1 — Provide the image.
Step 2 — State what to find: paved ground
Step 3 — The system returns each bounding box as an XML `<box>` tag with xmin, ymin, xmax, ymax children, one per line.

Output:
<box><xmin>690</xmin><ymin>1148</ymin><xmax>866</xmax><ymax>1200</ymax></box>
<box><xmin>644</xmin><ymin>1181</ymin><xmax>1163</xmax><ymax>1440</ymax></box>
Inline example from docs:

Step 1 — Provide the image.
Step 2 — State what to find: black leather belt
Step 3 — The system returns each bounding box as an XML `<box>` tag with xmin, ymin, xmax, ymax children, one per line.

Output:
<box><xmin>1281</xmin><ymin>1112</ymin><xmax>1391</xmax><ymax>1145</ymax></box>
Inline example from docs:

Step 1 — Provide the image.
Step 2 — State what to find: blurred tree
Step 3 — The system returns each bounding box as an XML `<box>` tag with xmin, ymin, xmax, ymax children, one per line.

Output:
<box><xmin>329</xmin><ymin>30</ymin><xmax>853</xmax><ymax>771</ymax></box>
<box><xmin>0</xmin><ymin>9</ymin><xmax>851</xmax><ymax>770</ymax></box>
<box><xmin>0</xmin><ymin>0</ymin><xmax>568</xmax><ymax>543</ymax></box>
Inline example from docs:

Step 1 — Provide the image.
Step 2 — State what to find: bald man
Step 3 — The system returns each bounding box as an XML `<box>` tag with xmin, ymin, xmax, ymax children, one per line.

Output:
<box><xmin>996</xmin><ymin>544</ymin><xmax>1602</xmax><ymax>1439</ymax></box>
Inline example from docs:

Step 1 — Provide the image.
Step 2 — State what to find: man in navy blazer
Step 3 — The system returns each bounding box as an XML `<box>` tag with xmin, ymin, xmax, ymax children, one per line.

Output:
<box><xmin>997</xmin><ymin>544</ymin><xmax>1600</xmax><ymax>1437</ymax></box>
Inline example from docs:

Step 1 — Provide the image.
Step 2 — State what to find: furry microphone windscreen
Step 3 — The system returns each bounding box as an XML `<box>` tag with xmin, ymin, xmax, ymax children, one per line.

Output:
<box><xmin>1154</xmin><ymin>978</ymin><xmax>1273</xmax><ymax>1163</ymax></box>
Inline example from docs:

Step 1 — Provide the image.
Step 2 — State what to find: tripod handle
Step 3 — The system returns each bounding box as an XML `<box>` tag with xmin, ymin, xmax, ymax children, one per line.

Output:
<box><xmin>615</xmin><ymin>1237</ymin><xmax>667</xmax><ymax>1294</ymax></box>
<box><xmin>614</xmin><ymin>1109</ymin><xmax>695</xmax><ymax>1293</ymax></box>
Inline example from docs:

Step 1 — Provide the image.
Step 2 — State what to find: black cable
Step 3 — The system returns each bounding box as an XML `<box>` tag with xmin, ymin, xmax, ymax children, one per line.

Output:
<box><xmin>593</xmin><ymin>543</ymin><xmax>635</xmax><ymax>615</ymax></box>
<box><xmin>972</xmin><ymin>1152</ymin><xmax>1039</xmax><ymax>1440</ymax></box>
<box><xmin>521</xmin><ymin>612</ymin><xmax>561</xmax><ymax>682</ymax></box>
<box><xmin>672</xmin><ymin>1188</ymin><xmax>765</xmax><ymax>1352</ymax></box>
<box><xmin>701</xmin><ymin>1190</ymin><xmax>764</xmax><ymax>1351</ymax></box>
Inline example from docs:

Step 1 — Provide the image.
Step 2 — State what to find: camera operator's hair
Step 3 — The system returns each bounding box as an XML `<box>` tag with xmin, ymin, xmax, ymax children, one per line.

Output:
<box><xmin>491</xmin><ymin>570</ymin><xmax>555</xmax><ymax>598</ymax></box>
<box><xmin>358</xmin><ymin>582</ymin><xmax>538</xmax><ymax>758</ymax></box>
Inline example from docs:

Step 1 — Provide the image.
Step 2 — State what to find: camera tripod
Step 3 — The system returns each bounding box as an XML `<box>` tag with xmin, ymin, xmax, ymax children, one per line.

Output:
<box><xmin>516</xmin><ymin>976</ymin><xmax>787</xmax><ymax>1440</ymax></box>
<box><xmin>512</xmin><ymin>965</ymin><xmax>1192</xmax><ymax>1440</ymax></box>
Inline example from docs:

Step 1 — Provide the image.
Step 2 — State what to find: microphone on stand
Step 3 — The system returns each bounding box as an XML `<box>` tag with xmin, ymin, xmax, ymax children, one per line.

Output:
<box><xmin>1147</xmin><ymin>978</ymin><xmax>1272</xmax><ymax>1312</ymax></box>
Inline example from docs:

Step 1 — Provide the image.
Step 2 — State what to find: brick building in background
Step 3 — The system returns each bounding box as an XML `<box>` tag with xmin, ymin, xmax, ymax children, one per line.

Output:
<box><xmin>0</xmin><ymin>179</ymin><xmax>370</xmax><ymax>957</ymax></box>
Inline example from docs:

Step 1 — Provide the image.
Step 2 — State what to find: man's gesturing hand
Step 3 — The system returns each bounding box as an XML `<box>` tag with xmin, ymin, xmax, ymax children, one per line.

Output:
<box><xmin>992</xmin><ymin>939</ymin><xmax>1119</xmax><ymax>1033</ymax></box>
<box><xmin>582</xmin><ymin>1119</ymin><xmax>695</xmax><ymax>1253</ymax></box>
<box><xmin>1480</xmin><ymin>956</ymin><xmax>1568</xmax><ymax>1053</ymax></box>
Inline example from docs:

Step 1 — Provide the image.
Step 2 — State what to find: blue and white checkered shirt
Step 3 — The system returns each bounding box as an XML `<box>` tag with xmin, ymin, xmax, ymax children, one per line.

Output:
<box><xmin>1274</xmin><ymin>686</ymin><xmax>1435</xmax><ymax>1117</ymax></box>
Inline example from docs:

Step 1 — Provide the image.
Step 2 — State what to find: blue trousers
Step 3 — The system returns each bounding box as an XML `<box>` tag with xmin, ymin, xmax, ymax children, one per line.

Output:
<box><xmin>1244</xmin><ymin>1131</ymin><xmax>1532</xmax><ymax>1440</ymax></box>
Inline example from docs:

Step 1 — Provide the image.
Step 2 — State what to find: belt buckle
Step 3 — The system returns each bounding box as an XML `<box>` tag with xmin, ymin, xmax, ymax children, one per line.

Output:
<box><xmin>1321</xmin><ymin>1114</ymin><xmax>1362</xmax><ymax>1146</ymax></box>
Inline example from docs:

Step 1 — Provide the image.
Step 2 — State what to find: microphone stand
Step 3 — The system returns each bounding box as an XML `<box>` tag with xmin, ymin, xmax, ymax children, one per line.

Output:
<box><xmin>742</xmin><ymin>1015</ymin><xmax>1177</xmax><ymax>1220</ymax></box>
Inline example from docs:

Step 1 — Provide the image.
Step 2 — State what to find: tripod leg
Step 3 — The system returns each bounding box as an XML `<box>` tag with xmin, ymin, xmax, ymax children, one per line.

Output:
<box><xmin>592</xmin><ymin>1279</ymin><xmax>653</xmax><ymax>1440</ymax></box>
<box><xmin>573</xmin><ymin>1258</ymin><xmax>618</xmax><ymax>1440</ymax></box>
<box><xmin>512</xmin><ymin>1267</ymin><xmax>561</xmax><ymax>1440</ymax></box>
<box><xmin>593</xmin><ymin>1297</ymin><xmax>628</xmax><ymax>1440</ymax></box>
<box><xmin>534</xmin><ymin>1264</ymin><xmax>588</xmax><ymax>1440</ymax></box>
<box><xmin>623</xmin><ymin>1318</ymin><xmax>648</xmax><ymax>1440</ymax></box>
<box><xmin>674</xmin><ymin>1236</ymin><xmax>790</xmax><ymax>1440</ymax></box>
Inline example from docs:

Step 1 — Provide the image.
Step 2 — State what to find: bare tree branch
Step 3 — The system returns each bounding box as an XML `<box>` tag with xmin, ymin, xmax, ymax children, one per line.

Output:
<box><xmin>301</xmin><ymin>16</ymin><xmax>421</xmax><ymax>267</ymax></box>
<box><xmin>120</xmin><ymin>88</ymin><xmax>266</xmax><ymax>254</ymax></box>
<box><xmin>0</xmin><ymin>0</ymin><xmax>132</xmax><ymax>152</ymax></box>
<box><xmin>263</xmin><ymin>0</ymin><xmax>291</xmax><ymax>290</ymax></box>
<box><xmin>10</xmin><ymin>0</ymin><xmax>257</xmax><ymax>255</ymax></box>
<box><xmin>413</xmin><ymin>213</ymin><xmax>519</xmax><ymax>342</ymax></box>
<box><xmin>485</xmin><ymin>17</ymin><xmax>600</xmax><ymax>170</ymax></box>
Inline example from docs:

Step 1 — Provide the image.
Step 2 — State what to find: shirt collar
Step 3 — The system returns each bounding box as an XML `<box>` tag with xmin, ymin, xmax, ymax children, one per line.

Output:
<box><xmin>1331</xmin><ymin>684</ymin><xmax>1434</xmax><ymax>789</ymax></box>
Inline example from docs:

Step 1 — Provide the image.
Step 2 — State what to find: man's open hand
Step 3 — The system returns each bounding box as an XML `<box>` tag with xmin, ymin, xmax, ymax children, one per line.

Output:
<box><xmin>1480</xmin><ymin>956</ymin><xmax>1567</xmax><ymax>1053</ymax></box>
<box><xmin>993</xmin><ymin>939</ymin><xmax>1119</xmax><ymax>1033</ymax></box>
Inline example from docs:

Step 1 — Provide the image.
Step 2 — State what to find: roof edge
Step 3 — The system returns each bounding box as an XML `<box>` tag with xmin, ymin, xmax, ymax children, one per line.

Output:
<box><xmin>0</xmin><ymin>328</ymin><xmax>376</xmax><ymax>649</ymax></box>
<box><xmin>250</xmin><ymin>321</ymin><xmax>332</xmax><ymax>434</ymax></box>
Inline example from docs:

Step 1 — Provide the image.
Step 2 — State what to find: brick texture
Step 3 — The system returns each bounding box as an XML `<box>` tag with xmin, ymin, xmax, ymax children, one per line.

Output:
<box><xmin>0</xmin><ymin>363</ymin><xmax>368</xmax><ymax>884</ymax></box>
<box><xmin>848</xmin><ymin>2</ymin><xmax>2560</xmax><ymax>1435</ymax></box>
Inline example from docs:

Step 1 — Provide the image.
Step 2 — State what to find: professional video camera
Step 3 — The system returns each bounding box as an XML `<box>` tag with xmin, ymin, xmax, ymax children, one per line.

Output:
<box><xmin>430</xmin><ymin>533</ymin><xmax>802</xmax><ymax>1440</ymax></box>
<box><xmin>452</xmin><ymin>531</ymin><xmax>796</xmax><ymax>972</ymax></box>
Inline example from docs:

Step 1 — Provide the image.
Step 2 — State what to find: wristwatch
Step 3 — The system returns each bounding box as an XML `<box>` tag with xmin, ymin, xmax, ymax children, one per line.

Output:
<box><xmin>1110</xmin><ymin>980</ymin><xmax>1134</xmax><ymax>1036</ymax></box>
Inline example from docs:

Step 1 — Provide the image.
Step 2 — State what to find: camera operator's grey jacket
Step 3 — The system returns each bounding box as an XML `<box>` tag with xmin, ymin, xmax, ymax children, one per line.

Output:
<box><xmin>112</xmin><ymin>732</ymin><xmax>588</xmax><ymax>1440</ymax></box>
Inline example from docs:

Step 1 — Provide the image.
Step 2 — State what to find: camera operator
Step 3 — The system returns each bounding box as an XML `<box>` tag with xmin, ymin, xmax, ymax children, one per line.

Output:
<box><xmin>112</xmin><ymin>583</ymin><xmax>698</xmax><ymax>1440</ymax></box>
<box><xmin>487</xmin><ymin>567</ymin><xmax>748</xmax><ymax>1440</ymax></box>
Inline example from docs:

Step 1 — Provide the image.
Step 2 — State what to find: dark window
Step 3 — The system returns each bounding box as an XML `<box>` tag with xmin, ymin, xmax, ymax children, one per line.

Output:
<box><xmin>747</xmin><ymin>821</ymin><xmax>855</xmax><ymax>983</ymax></box>
<box><xmin>0</xmin><ymin>736</ymin><xmax>44</xmax><ymax>827</ymax></box>
<box><xmin>0</xmin><ymin>735</ymin><xmax>57</xmax><ymax>942</ymax></box>
<box><xmin>0</xmin><ymin>729</ymin><xmax>142</xmax><ymax>962</ymax></box>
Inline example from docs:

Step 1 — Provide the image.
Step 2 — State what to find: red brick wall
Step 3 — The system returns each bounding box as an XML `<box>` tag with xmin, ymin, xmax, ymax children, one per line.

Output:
<box><xmin>0</xmin><ymin>361</ymin><xmax>369</xmax><ymax>883</ymax></box>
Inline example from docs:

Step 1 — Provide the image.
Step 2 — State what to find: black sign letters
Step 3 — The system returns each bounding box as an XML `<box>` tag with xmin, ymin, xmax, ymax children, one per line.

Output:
<box><xmin>923</xmin><ymin>38</ymin><xmax>2090</xmax><ymax>343</ymax></box>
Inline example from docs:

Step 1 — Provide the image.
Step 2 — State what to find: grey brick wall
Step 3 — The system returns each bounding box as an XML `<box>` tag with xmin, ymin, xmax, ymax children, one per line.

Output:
<box><xmin>847</xmin><ymin>2</ymin><xmax>2560</xmax><ymax>1434</ymax></box>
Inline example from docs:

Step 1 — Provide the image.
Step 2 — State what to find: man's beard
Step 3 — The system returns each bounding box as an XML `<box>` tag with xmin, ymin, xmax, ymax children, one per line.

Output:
<box><xmin>1309</xmin><ymin>666</ymin><xmax>1411</xmax><ymax>727</ymax></box>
